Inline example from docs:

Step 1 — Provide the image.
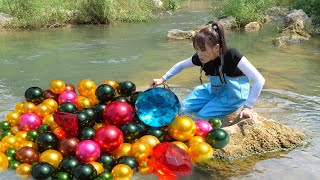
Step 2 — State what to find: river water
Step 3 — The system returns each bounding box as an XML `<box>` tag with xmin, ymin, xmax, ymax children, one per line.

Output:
<box><xmin>0</xmin><ymin>0</ymin><xmax>319</xmax><ymax>179</ymax></box>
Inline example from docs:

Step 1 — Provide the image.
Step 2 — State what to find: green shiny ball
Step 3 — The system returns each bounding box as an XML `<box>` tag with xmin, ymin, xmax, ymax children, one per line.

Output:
<box><xmin>95</xmin><ymin>84</ymin><xmax>115</xmax><ymax>103</ymax></box>
<box><xmin>0</xmin><ymin>121</ymin><xmax>11</xmax><ymax>130</ymax></box>
<box><xmin>2</xmin><ymin>130</ymin><xmax>13</xmax><ymax>137</ymax></box>
<box><xmin>116</xmin><ymin>156</ymin><xmax>138</xmax><ymax>172</ymax></box>
<box><xmin>5</xmin><ymin>148</ymin><xmax>17</xmax><ymax>157</ymax></box>
<box><xmin>27</xmin><ymin>130</ymin><xmax>39</xmax><ymax>142</ymax></box>
<box><xmin>53</xmin><ymin>172</ymin><xmax>71</xmax><ymax>180</ymax></box>
<box><xmin>98</xmin><ymin>171</ymin><xmax>113</xmax><ymax>180</ymax></box>
<box><xmin>58</xmin><ymin>102</ymin><xmax>78</xmax><ymax>113</ymax></box>
<box><xmin>98</xmin><ymin>153</ymin><xmax>115</xmax><ymax>171</ymax></box>
<box><xmin>7</xmin><ymin>156</ymin><xmax>14</xmax><ymax>161</ymax></box>
<box><xmin>9</xmin><ymin>160</ymin><xmax>21</xmax><ymax>170</ymax></box>
<box><xmin>38</xmin><ymin>124</ymin><xmax>50</xmax><ymax>133</ymax></box>
<box><xmin>78</xmin><ymin>127</ymin><xmax>95</xmax><ymax>141</ymax></box>
<box><xmin>117</xmin><ymin>81</ymin><xmax>136</xmax><ymax>96</ymax></box>
<box><xmin>206</xmin><ymin>128</ymin><xmax>230</xmax><ymax>149</ymax></box>
<box><xmin>208</xmin><ymin>118</ymin><xmax>222</xmax><ymax>128</ymax></box>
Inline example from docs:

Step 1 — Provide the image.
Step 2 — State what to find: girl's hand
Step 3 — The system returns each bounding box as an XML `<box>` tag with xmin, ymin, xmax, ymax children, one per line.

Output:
<box><xmin>239</xmin><ymin>107</ymin><xmax>256</xmax><ymax>120</ymax></box>
<box><xmin>150</xmin><ymin>78</ymin><xmax>165</xmax><ymax>88</ymax></box>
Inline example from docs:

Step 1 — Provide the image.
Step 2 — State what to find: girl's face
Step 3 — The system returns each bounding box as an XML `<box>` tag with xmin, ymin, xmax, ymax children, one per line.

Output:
<box><xmin>196</xmin><ymin>43</ymin><xmax>220</xmax><ymax>64</ymax></box>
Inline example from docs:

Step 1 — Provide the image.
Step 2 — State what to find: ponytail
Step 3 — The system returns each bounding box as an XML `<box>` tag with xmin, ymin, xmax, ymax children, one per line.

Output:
<box><xmin>211</xmin><ymin>21</ymin><xmax>227</xmax><ymax>55</ymax></box>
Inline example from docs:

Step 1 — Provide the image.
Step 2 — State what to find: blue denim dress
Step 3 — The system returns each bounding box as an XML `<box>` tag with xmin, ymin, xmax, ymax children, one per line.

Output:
<box><xmin>180</xmin><ymin>55</ymin><xmax>250</xmax><ymax>119</ymax></box>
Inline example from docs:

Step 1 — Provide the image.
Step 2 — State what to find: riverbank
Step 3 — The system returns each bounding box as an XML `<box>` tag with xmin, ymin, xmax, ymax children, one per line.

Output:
<box><xmin>0</xmin><ymin>0</ymin><xmax>184</xmax><ymax>29</ymax></box>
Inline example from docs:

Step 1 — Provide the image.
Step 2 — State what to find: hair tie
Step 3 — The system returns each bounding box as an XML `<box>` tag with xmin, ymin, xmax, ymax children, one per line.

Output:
<box><xmin>212</xmin><ymin>25</ymin><xmax>218</xmax><ymax>31</ymax></box>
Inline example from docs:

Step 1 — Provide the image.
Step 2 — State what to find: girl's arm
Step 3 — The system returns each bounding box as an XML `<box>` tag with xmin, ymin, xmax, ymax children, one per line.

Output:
<box><xmin>162</xmin><ymin>57</ymin><xmax>196</xmax><ymax>80</ymax></box>
<box><xmin>151</xmin><ymin>57</ymin><xmax>195</xmax><ymax>87</ymax></box>
<box><xmin>237</xmin><ymin>56</ymin><xmax>265</xmax><ymax>109</ymax></box>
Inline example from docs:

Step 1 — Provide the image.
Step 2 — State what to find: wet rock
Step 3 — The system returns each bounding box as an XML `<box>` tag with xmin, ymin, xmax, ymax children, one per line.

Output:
<box><xmin>167</xmin><ymin>29</ymin><xmax>196</xmax><ymax>40</ymax></box>
<box><xmin>244</xmin><ymin>22</ymin><xmax>262</xmax><ymax>31</ymax></box>
<box><xmin>213</xmin><ymin>113</ymin><xmax>307</xmax><ymax>160</ymax></box>
<box><xmin>271</xmin><ymin>9</ymin><xmax>312</xmax><ymax>45</ymax></box>
<box><xmin>285</xmin><ymin>9</ymin><xmax>310</xmax><ymax>27</ymax></box>
<box><xmin>0</xmin><ymin>13</ymin><xmax>15</xmax><ymax>24</ymax></box>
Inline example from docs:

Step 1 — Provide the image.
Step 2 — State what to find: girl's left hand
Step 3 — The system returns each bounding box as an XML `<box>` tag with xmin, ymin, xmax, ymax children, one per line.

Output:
<box><xmin>239</xmin><ymin>108</ymin><xmax>256</xmax><ymax>119</ymax></box>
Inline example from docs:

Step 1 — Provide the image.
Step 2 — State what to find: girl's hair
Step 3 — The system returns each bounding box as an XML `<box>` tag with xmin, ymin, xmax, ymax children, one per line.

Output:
<box><xmin>192</xmin><ymin>21</ymin><xmax>227</xmax><ymax>55</ymax></box>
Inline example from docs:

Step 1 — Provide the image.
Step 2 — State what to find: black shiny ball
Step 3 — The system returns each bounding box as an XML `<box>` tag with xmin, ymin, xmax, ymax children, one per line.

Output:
<box><xmin>36</xmin><ymin>132</ymin><xmax>59</xmax><ymax>152</ymax></box>
<box><xmin>72</xmin><ymin>163</ymin><xmax>97</xmax><ymax>180</ymax></box>
<box><xmin>113</xmin><ymin>96</ymin><xmax>130</xmax><ymax>103</ymax></box>
<box><xmin>58</xmin><ymin>102</ymin><xmax>77</xmax><ymax>114</ymax></box>
<box><xmin>95</xmin><ymin>84</ymin><xmax>115</xmax><ymax>103</ymax></box>
<box><xmin>120</xmin><ymin>122</ymin><xmax>143</xmax><ymax>143</ymax></box>
<box><xmin>31</xmin><ymin>162</ymin><xmax>55</xmax><ymax>179</ymax></box>
<box><xmin>93</xmin><ymin>103</ymin><xmax>107</xmax><ymax>123</ymax></box>
<box><xmin>117</xmin><ymin>81</ymin><xmax>136</xmax><ymax>96</ymax></box>
<box><xmin>77</xmin><ymin>112</ymin><xmax>94</xmax><ymax>129</ymax></box>
<box><xmin>25</xmin><ymin>87</ymin><xmax>44</xmax><ymax>105</ymax></box>
<box><xmin>58</xmin><ymin>156</ymin><xmax>80</xmax><ymax>174</ymax></box>
<box><xmin>78</xmin><ymin>127</ymin><xmax>95</xmax><ymax>141</ymax></box>
<box><xmin>98</xmin><ymin>153</ymin><xmax>115</xmax><ymax>172</ymax></box>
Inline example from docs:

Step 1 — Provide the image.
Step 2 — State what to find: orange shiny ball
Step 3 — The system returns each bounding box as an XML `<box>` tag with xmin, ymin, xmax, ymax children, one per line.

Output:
<box><xmin>0</xmin><ymin>152</ymin><xmax>9</xmax><ymax>172</ymax></box>
<box><xmin>50</xmin><ymin>80</ymin><xmax>66</xmax><ymax>94</ymax></box>
<box><xmin>6</xmin><ymin>111</ymin><xmax>21</xmax><ymax>126</ymax></box>
<box><xmin>22</xmin><ymin>102</ymin><xmax>37</xmax><ymax>113</ymax></box>
<box><xmin>16</xmin><ymin>163</ymin><xmax>32</xmax><ymax>178</ymax></box>
<box><xmin>36</xmin><ymin>104</ymin><xmax>51</xmax><ymax>117</ymax></box>
<box><xmin>14</xmin><ymin>102</ymin><xmax>26</xmax><ymax>114</ymax></box>
<box><xmin>172</xmin><ymin>141</ymin><xmax>189</xmax><ymax>152</ymax></box>
<box><xmin>168</xmin><ymin>116</ymin><xmax>196</xmax><ymax>141</ymax></box>
<box><xmin>102</xmin><ymin>80</ymin><xmax>119</xmax><ymax>91</ymax></box>
<box><xmin>89</xmin><ymin>161</ymin><xmax>104</xmax><ymax>174</ymax></box>
<box><xmin>42</xmin><ymin>99</ymin><xmax>58</xmax><ymax>113</ymax></box>
<box><xmin>78</xmin><ymin>79</ymin><xmax>97</xmax><ymax>97</ymax></box>
<box><xmin>39</xmin><ymin>150</ymin><xmax>63</xmax><ymax>168</ymax></box>
<box><xmin>111</xmin><ymin>164</ymin><xmax>133</xmax><ymax>180</ymax></box>
<box><xmin>111</xmin><ymin>143</ymin><xmax>132</xmax><ymax>159</ymax></box>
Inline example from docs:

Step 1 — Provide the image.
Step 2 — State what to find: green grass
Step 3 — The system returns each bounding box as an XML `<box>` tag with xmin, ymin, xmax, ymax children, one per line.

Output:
<box><xmin>0</xmin><ymin>0</ymin><xmax>186</xmax><ymax>29</ymax></box>
<box><xmin>211</xmin><ymin>0</ymin><xmax>320</xmax><ymax>27</ymax></box>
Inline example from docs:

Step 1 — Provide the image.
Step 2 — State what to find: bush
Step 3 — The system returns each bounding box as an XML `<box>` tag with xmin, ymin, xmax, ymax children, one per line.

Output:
<box><xmin>211</xmin><ymin>0</ymin><xmax>280</xmax><ymax>26</ymax></box>
<box><xmin>211</xmin><ymin>0</ymin><xmax>320</xmax><ymax>26</ymax></box>
<box><xmin>162</xmin><ymin>0</ymin><xmax>184</xmax><ymax>12</ymax></box>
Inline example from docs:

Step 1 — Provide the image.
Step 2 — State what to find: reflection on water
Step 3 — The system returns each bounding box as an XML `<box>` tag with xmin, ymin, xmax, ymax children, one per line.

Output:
<box><xmin>0</xmin><ymin>0</ymin><xmax>320</xmax><ymax>179</ymax></box>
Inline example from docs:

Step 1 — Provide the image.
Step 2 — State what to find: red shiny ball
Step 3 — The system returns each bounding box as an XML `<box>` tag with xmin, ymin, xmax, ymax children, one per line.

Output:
<box><xmin>103</xmin><ymin>101</ymin><xmax>134</xmax><ymax>127</ymax></box>
<box><xmin>93</xmin><ymin>125</ymin><xmax>124</xmax><ymax>152</ymax></box>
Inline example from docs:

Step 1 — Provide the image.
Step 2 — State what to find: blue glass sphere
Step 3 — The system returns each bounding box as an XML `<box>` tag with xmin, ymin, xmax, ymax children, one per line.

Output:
<box><xmin>135</xmin><ymin>88</ymin><xmax>180</xmax><ymax>127</ymax></box>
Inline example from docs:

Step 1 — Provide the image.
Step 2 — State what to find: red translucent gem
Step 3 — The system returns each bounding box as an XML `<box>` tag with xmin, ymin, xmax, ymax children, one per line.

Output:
<box><xmin>152</xmin><ymin>142</ymin><xmax>193</xmax><ymax>179</ymax></box>
<box><xmin>53</xmin><ymin>112</ymin><xmax>78</xmax><ymax>137</ymax></box>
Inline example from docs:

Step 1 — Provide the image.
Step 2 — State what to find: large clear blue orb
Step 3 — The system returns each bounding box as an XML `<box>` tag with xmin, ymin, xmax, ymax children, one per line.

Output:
<box><xmin>135</xmin><ymin>88</ymin><xmax>180</xmax><ymax>127</ymax></box>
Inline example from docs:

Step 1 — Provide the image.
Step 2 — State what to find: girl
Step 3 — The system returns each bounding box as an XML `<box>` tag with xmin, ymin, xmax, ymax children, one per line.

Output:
<box><xmin>151</xmin><ymin>21</ymin><xmax>265</xmax><ymax>126</ymax></box>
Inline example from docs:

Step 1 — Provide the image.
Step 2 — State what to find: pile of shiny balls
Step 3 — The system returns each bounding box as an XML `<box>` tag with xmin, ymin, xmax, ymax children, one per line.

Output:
<box><xmin>0</xmin><ymin>79</ymin><xmax>229</xmax><ymax>180</ymax></box>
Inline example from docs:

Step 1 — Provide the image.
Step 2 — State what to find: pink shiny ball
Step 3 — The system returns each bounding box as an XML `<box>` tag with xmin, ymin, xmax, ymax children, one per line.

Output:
<box><xmin>93</xmin><ymin>125</ymin><xmax>124</xmax><ymax>153</ymax></box>
<box><xmin>76</xmin><ymin>140</ymin><xmax>101</xmax><ymax>162</ymax></box>
<box><xmin>58</xmin><ymin>90</ymin><xmax>77</xmax><ymax>104</ymax></box>
<box><xmin>103</xmin><ymin>101</ymin><xmax>135</xmax><ymax>127</ymax></box>
<box><xmin>195</xmin><ymin>120</ymin><xmax>213</xmax><ymax>138</ymax></box>
<box><xmin>19</xmin><ymin>113</ymin><xmax>42</xmax><ymax>131</ymax></box>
